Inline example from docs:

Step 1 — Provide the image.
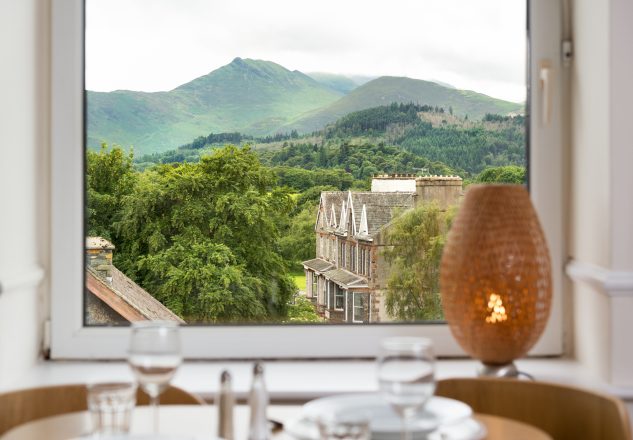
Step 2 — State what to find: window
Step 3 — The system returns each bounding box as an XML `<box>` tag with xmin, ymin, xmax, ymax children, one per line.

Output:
<box><xmin>339</xmin><ymin>241</ymin><xmax>346</xmax><ymax>268</ymax></box>
<box><xmin>335</xmin><ymin>287</ymin><xmax>345</xmax><ymax>311</ymax></box>
<box><xmin>350</xmin><ymin>245</ymin><xmax>356</xmax><ymax>272</ymax></box>
<box><xmin>51</xmin><ymin>0</ymin><xmax>565</xmax><ymax>359</ymax></box>
<box><xmin>353</xmin><ymin>293</ymin><xmax>366</xmax><ymax>323</ymax></box>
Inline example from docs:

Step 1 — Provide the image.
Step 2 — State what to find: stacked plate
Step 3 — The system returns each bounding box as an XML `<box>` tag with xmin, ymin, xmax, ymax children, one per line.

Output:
<box><xmin>285</xmin><ymin>393</ymin><xmax>486</xmax><ymax>440</ymax></box>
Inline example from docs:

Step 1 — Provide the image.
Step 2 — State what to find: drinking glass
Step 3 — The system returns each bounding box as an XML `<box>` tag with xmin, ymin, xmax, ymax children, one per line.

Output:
<box><xmin>87</xmin><ymin>382</ymin><xmax>137</xmax><ymax>436</ymax></box>
<box><xmin>376</xmin><ymin>337</ymin><xmax>435</xmax><ymax>440</ymax></box>
<box><xmin>128</xmin><ymin>320</ymin><xmax>182</xmax><ymax>434</ymax></box>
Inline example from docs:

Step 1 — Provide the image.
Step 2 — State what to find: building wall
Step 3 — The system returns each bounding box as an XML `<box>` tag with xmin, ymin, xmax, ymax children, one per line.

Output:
<box><xmin>0</xmin><ymin>0</ymin><xmax>50</xmax><ymax>390</ymax></box>
<box><xmin>414</xmin><ymin>178</ymin><xmax>462</xmax><ymax>209</ymax></box>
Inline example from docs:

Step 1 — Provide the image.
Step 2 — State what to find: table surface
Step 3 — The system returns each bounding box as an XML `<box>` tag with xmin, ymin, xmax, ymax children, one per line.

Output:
<box><xmin>0</xmin><ymin>405</ymin><xmax>552</xmax><ymax>440</ymax></box>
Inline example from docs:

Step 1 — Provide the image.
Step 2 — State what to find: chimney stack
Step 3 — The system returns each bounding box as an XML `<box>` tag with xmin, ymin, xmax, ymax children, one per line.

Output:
<box><xmin>414</xmin><ymin>176</ymin><xmax>463</xmax><ymax>209</ymax></box>
<box><xmin>86</xmin><ymin>237</ymin><xmax>115</xmax><ymax>284</ymax></box>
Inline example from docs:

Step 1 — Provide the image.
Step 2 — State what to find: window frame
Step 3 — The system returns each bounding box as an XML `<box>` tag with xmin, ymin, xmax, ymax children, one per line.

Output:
<box><xmin>50</xmin><ymin>0</ymin><xmax>565</xmax><ymax>359</ymax></box>
<box><xmin>352</xmin><ymin>293</ymin><xmax>365</xmax><ymax>323</ymax></box>
<box><xmin>334</xmin><ymin>287</ymin><xmax>345</xmax><ymax>311</ymax></box>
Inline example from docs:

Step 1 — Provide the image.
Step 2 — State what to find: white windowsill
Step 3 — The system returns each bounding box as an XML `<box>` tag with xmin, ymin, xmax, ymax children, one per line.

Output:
<box><xmin>8</xmin><ymin>358</ymin><xmax>633</xmax><ymax>403</ymax></box>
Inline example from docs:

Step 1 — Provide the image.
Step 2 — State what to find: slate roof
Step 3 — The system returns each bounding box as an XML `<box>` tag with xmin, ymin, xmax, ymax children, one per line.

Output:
<box><xmin>323</xmin><ymin>268</ymin><xmax>368</xmax><ymax>289</ymax></box>
<box><xmin>303</xmin><ymin>258</ymin><xmax>335</xmax><ymax>273</ymax></box>
<box><xmin>319</xmin><ymin>192</ymin><xmax>348</xmax><ymax>230</ymax></box>
<box><xmin>350</xmin><ymin>192</ymin><xmax>415</xmax><ymax>236</ymax></box>
<box><xmin>86</xmin><ymin>266</ymin><xmax>185</xmax><ymax>323</ymax></box>
<box><xmin>320</xmin><ymin>191</ymin><xmax>415</xmax><ymax>239</ymax></box>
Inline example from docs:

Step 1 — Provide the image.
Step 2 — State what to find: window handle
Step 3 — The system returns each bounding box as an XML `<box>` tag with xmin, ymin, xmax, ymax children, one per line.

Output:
<box><xmin>539</xmin><ymin>61</ymin><xmax>552</xmax><ymax>126</ymax></box>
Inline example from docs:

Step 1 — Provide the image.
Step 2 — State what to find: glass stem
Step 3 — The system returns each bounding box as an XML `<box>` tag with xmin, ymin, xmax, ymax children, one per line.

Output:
<box><xmin>150</xmin><ymin>393</ymin><xmax>160</xmax><ymax>434</ymax></box>
<box><xmin>402</xmin><ymin>416</ymin><xmax>409</xmax><ymax>440</ymax></box>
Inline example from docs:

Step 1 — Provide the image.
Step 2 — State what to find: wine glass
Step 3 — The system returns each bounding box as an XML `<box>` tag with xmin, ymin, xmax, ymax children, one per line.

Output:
<box><xmin>128</xmin><ymin>320</ymin><xmax>182</xmax><ymax>434</ymax></box>
<box><xmin>376</xmin><ymin>337</ymin><xmax>435</xmax><ymax>440</ymax></box>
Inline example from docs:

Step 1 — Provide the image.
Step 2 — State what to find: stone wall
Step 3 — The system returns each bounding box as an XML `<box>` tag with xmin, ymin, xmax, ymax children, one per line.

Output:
<box><xmin>414</xmin><ymin>176</ymin><xmax>463</xmax><ymax>209</ymax></box>
<box><xmin>86</xmin><ymin>237</ymin><xmax>115</xmax><ymax>283</ymax></box>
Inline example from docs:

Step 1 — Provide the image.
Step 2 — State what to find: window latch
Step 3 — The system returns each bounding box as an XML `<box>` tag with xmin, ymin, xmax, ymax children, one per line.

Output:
<box><xmin>562</xmin><ymin>40</ymin><xmax>573</xmax><ymax>67</ymax></box>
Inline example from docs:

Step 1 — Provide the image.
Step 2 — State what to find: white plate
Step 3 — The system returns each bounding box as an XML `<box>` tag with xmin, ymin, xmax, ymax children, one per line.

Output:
<box><xmin>286</xmin><ymin>394</ymin><xmax>472</xmax><ymax>440</ymax></box>
<box><xmin>428</xmin><ymin>418</ymin><xmax>487</xmax><ymax>440</ymax></box>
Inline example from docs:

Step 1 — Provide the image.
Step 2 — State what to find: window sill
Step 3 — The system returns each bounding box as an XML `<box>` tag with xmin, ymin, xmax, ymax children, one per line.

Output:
<box><xmin>7</xmin><ymin>357</ymin><xmax>633</xmax><ymax>402</ymax></box>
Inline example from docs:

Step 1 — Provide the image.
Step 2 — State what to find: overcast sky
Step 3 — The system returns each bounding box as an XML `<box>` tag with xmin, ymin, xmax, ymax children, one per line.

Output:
<box><xmin>86</xmin><ymin>0</ymin><xmax>526</xmax><ymax>103</ymax></box>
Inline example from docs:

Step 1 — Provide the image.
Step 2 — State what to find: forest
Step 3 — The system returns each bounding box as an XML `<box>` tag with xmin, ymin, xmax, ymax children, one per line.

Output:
<box><xmin>88</xmin><ymin>103</ymin><xmax>526</xmax><ymax>324</ymax></box>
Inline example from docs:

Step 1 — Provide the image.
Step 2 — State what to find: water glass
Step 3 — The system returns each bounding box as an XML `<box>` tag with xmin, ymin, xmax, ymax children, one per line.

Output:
<box><xmin>128</xmin><ymin>320</ymin><xmax>182</xmax><ymax>434</ymax></box>
<box><xmin>87</xmin><ymin>382</ymin><xmax>137</xmax><ymax>436</ymax></box>
<box><xmin>377</xmin><ymin>337</ymin><xmax>435</xmax><ymax>440</ymax></box>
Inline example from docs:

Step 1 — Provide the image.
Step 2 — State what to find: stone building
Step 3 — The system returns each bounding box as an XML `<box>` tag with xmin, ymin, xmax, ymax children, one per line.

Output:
<box><xmin>85</xmin><ymin>237</ymin><xmax>184</xmax><ymax>325</ymax></box>
<box><xmin>302</xmin><ymin>175</ymin><xmax>462</xmax><ymax>323</ymax></box>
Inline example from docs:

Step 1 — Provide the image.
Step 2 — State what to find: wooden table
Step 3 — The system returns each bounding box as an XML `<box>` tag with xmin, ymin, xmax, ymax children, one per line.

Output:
<box><xmin>0</xmin><ymin>405</ymin><xmax>552</xmax><ymax>440</ymax></box>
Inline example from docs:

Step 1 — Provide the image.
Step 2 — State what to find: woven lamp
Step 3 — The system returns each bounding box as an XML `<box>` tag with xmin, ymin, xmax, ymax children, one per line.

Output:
<box><xmin>440</xmin><ymin>184</ymin><xmax>551</xmax><ymax>377</ymax></box>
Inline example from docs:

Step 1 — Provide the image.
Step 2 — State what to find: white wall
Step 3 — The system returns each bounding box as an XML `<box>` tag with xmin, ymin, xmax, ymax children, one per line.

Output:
<box><xmin>570</xmin><ymin>0</ymin><xmax>633</xmax><ymax>386</ymax></box>
<box><xmin>0</xmin><ymin>0</ymin><xmax>50</xmax><ymax>390</ymax></box>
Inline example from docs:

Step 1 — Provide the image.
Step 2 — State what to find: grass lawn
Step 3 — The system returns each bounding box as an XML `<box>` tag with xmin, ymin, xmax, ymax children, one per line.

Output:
<box><xmin>291</xmin><ymin>271</ymin><xmax>307</xmax><ymax>291</ymax></box>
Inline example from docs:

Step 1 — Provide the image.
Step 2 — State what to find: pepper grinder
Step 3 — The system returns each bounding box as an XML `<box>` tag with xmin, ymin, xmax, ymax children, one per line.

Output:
<box><xmin>248</xmin><ymin>362</ymin><xmax>269</xmax><ymax>440</ymax></box>
<box><xmin>217</xmin><ymin>370</ymin><xmax>234</xmax><ymax>440</ymax></box>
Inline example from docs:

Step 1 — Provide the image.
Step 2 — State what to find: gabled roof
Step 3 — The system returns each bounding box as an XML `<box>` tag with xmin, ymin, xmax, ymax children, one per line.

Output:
<box><xmin>319</xmin><ymin>191</ymin><xmax>415</xmax><ymax>239</ymax></box>
<box><xmin>349</xmin><ymin>192</ymin><xmax>415</xmax><ymax>237</ymax></box>
<box><xmin>86</xmin><ymin>266</ymin><xmax>184</xmax><ymax>323</ymax></box>
<box><xmin>318</xmin><ymin>192</ymin><xmax>347</xmax><ymax>231</ymax></box>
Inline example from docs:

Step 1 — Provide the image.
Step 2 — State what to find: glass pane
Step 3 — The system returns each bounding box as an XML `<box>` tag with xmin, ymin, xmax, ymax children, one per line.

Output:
<box><xmin>84</xmin><ymin>0</ymin><xmax>526</xmax><ymax>326</ymax></box>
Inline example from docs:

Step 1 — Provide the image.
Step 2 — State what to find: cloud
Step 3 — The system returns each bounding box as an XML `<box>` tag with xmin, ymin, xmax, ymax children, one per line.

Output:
<box><xmin>86</xmin><ymin>0</ymin><xmax>526</xmax><ymax>102</ymax></box>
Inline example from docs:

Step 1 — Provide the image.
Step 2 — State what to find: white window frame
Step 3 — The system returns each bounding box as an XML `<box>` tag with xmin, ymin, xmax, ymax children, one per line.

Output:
<box><xmin>50</xmin><ymin>0</ymin><xmax>565</xmax><ymax>359</ymax></box>
<box><xmin>352</xmin><ymin>293</ymin><xmax>365</xmax><ymax>324</ymax></box>
<box><xmin>334</xmin><ymin>287</ymin><xmax>345</xmax><ymax>311</ymax></box>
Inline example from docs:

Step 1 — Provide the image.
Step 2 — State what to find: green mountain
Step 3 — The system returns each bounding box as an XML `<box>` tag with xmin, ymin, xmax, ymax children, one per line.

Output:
<box><xmin>282</xmin><ymin>76</ymin><xmax>524</xmax><ymax>134</ymax></box>
<box><xmin>87</xmin><ymin>58</ymin><xmax>342</xmax><ymax>154</ymax></box>
<box><xmin>307</xmin><ymin>73</ymin><xmax>375</xmax><ymax>94</ymax></box>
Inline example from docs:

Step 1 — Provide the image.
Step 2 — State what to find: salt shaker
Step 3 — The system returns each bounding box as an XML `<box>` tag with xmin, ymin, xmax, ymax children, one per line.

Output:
<box><xmin>248</xmin><ymin>362</ymin><xmax>269</xmax><ymax>440</ymax></box>
<box><xmin>217</xmin><ymin>370</ymin><xmax>234</xmax><ymax>440</ymax></box>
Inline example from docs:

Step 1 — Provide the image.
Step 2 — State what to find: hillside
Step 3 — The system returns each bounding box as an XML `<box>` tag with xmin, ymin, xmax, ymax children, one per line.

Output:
<box><xmin>306</xmin><ymin>72</ymin><xmax>374</xmax><ymax>94</ymax></box>
<box><xmin>87</xmin><ymin>58</ymin><xmax>342</xmax><ymax>154</ymax></box>
<box><xmin>282</xmin><ymin>76</ymin><xmax>524</xmax><ymax>134</ymax></box>
<box><xmin>136</xmin><ymin>103</ymin><xmax>525</xmax><ymax>177</ymax></box>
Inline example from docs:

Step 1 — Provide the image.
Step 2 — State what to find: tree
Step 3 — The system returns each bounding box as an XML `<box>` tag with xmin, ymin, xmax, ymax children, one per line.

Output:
<box><xmin>285</xmin><ymin>296</ymin><xmax>322</xmax><ymax>323</ymax></box>
<box><xmin>382</xmin><ymin>202</ymin><xmax>455</xmax><ymax>321</ymax></box>
<box><xmin>279</xmin><ymin>205</ymin><xmax>318</xmax><ymax>271</ymax></box>
<box><xmin>86</xmin><ymin>143</ymin><xmax>136</xmax><ymax>241</ymax></box>
<box><xmin>475</xmin><ymin>165</ymin><xmax>526</xmax><ymax>184</ymax></box>
<box><xmin>138</xmin><ymin>237</ymin><xmax>267</xmax><ymax>322</ymax></box>
<box><xmin>116</xmin><ymin>145</ymin><xmax>296</xmax><ymax>322</ymax></box>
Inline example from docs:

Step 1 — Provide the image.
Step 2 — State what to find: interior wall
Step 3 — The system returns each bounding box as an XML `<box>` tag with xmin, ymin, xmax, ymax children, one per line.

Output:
<box><xmin>609</xmin><ymin>0</ymin><xmax>633</xmax><ymax>272</ymax></box>
<box><xmin>570</xmin><ymin>0</ymin><xmax>633</xmax><ymax>386</ymax></box>
<box><xmin>0</xmin><ymin>0</ymin><xmax>50</xmax><ymax>390</ymax></box>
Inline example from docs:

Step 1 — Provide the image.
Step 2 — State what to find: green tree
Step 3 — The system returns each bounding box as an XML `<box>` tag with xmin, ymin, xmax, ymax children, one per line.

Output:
<box><xmin>294</xmin><ymin>185</ymin><xmax>338</xmax><ymax>209</ymax></box>
<box><xmin>475</xmin><ymin>165</ymin><xmax>526</xmax><ymax>184</ymax></box>
<box><xmin>382</xmin><ymin>202</ymin><xmax>454</xmax><ymax>321</ymax></box>
<box><xmin>138</xmin><ymin>237</ymin><xmax>267</xmax><ymax>322</ymax></box>
<box><xmin>279</xmin><ymin>205</ymin><xmax>318</xmax><ymax>271</ymax></box>
<box><xmin>86</xmin><ymin>144</ymin><xmax>136</xmax><ymax>240</ymax></box>
<box><xmin>286</xmin><ymin>296</ymin><xmax>322</xmax><ymax>323</ymax></box>
<box><xmin>117</xmin><ymin>145</ymin><xmax>296</xmax><ymax>322</ymax></box>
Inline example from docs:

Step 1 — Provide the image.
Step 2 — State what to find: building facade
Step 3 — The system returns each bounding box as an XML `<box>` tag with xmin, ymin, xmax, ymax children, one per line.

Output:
<box><xmin>302</xmin><ymin>175</ymin><xmax>462</xmax><ymax>323</ymax></box>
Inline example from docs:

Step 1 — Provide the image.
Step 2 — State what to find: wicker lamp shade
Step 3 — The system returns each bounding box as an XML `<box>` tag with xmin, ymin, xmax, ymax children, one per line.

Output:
<box><xmin>440</xmin><ymin>185</ymin><xmax>551</xmax><ymax>368</ymax></box>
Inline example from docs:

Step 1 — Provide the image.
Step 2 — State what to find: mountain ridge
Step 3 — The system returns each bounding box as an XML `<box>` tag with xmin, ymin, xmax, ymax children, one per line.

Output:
<box><xmin>87</xmin><ymin>58</ymin><xmax>523</xmax><ymax>155</ymax></box>
<box><xmin>280</xmin><ymin>76</ymin><xmax>523</xmax><ymax>134</ymax></box>
<box><xmin>87</xmin><ymin>58</ymin><xmax>342</xmax><ymax>154</ymax></box>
